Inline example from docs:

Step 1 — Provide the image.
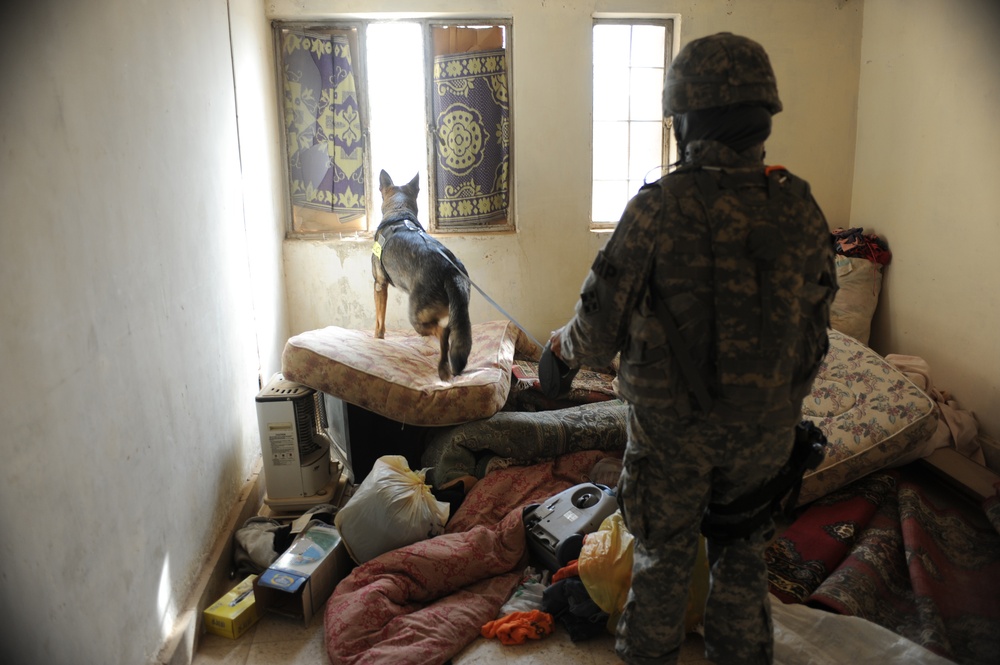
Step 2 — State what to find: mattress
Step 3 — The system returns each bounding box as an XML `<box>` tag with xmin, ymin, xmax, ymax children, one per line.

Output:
<box><xmin>281</xmin><ymin>320</ymin><xmax>536</xmax><ymax>427</ymax></box>
<box><xmin>797</xmin><ymin>329</ymin><xmax>937</xmax><ymax>505</ymax></box>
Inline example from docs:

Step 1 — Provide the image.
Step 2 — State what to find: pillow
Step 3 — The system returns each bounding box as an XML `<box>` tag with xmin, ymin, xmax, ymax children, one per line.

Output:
<box><xmin>281</xmin><ymin>320</ymin><xmax>531</xmax><ymax>427</ymax></box>
<box><xmin>796</xmin><ymin>330</ymin><xmax>937</xmax><ymax>505</ymax></box>
<box><xmin>829</xmin><ymin>256</ymin><xmax>883</xmax><ymax>345</ymax></box>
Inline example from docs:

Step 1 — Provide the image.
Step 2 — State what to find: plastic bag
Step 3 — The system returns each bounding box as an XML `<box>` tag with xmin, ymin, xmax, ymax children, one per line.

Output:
<box><xmin>578</xmin><ymin>511</ymin><xmax>634</xmax><ymax>630</ymax></box>
<box><xmin>499</xmin><ymin>566</ymin><xmax>550</xmax><ymax>616</ymax></box>
<box><xmin>578</xmin><ymin>511</ymin><xmax>709</xmax><ymax>634</ymax></box>
<box><xmin>588</xmin><ymin>456</ymin><xmax>623</xmax><ymax>488</ymax></box>
<box><xmin>685</xmin><ymin>535</ymin><xmax>709</xmax><ymax>633</ymax></box>
<box><xmin>334</xmin><ymin>455</ymin><xmax>450</xmax><ymax>563</ymax></box>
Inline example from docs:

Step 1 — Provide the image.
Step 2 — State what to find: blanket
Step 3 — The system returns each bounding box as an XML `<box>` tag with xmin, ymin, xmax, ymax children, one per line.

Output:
<box><xmin>509</xmin><ymin>360</ymin><xmax>619</xmax><ymax>411</ymax></box>
<box><xmin>766</xmin><ymin>464</ymin><xmax>1000</xmax><ymax>665</ymax></box>
<box><xmin>324</xmin><ymin>450</ymin><xmax>615</xmax><ymax>664</ymax></box>
<box><xmin>420</xmin><ymin>400</ymin><xmax>628</xmax><ymax>489</ymax></box>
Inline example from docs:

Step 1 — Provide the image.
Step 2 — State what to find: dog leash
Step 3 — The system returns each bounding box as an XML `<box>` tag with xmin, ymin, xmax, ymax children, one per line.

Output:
<box><xmin>429</xmin><ymin>242</ymin><xmax>545</xmax><ymax>350</ymax></box>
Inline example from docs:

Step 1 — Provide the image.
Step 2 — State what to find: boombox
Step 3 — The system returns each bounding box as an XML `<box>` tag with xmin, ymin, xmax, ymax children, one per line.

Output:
<box><xmin>524</xmin><ymin>482</ymin><xmax>618</xmax><ymax>572</ymax></box>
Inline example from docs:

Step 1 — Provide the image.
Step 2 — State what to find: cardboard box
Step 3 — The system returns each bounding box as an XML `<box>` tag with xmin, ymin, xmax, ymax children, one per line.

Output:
<box><xmin>253</xmin><ymin>522</ymin><xmax>353</xmax><ymax>625</ymax></box>
<box><xmin>203</xmin><ymin>574</ymin><xmax>259</xmax><ymax>639</ymax></box>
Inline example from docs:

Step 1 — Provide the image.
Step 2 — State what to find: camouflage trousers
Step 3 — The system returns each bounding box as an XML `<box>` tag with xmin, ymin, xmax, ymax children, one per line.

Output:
<box><xmin>614</xmin><ymin>405</ymin><xmax>796</xmax><ymax>665</ymax></box>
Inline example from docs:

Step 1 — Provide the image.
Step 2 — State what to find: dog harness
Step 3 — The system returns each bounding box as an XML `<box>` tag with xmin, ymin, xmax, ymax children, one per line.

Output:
<box><xmin>372</xmin><ymin>213</ymin><xmax>423</xmax><ymax>287</ymax></box>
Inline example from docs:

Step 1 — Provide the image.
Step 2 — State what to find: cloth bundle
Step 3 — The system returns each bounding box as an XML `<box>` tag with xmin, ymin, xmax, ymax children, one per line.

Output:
<box><xmin>481</xmin><ymin>610</ymin><xmax>555</xmax><ymax>645</ymax></box>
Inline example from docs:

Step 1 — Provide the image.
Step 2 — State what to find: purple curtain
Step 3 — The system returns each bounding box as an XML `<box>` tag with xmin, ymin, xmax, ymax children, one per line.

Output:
<box><xmin>281</xmin><ymin>30</ymin><xmax>365</xmax><ymax>219</ymax></box>
<box><xmin>432</xmin><ymin>49</ymin><xmax>509</xmax><ymax>227</ymax></box>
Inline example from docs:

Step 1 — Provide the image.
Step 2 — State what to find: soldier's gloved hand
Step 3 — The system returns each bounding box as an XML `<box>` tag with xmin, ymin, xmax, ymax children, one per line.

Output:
<box><xmin>540</xmin><ymin>327</ymin><xmax>578</xmax><ymax>400</ymax></box>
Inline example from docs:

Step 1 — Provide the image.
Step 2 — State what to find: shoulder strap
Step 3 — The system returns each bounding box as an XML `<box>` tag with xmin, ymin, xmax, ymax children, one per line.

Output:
<box><xmin>648</xmin><ymin>173</ymin><xmax>715</xmax><ymax>413</ymax></box>
<box><xmin>653</xmin><ymin>296</ymin><xmax>714</xmax><ymax>413</ymax></box>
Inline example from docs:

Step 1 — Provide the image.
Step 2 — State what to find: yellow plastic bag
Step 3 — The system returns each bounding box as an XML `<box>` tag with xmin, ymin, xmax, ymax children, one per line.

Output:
<box><xmin>685</xmin><ymin>535</ymin><xmax>709</xmax><ymax>634</ymax></box>
<box><xmin>578</xmin><ymin>511</ymin><xmax>709</xmax><ymax>634</ymax></box>
<box><xmin>578</xmin><ymin>512</ymin><xmax>634</xmax><ymax>631</ymax></box>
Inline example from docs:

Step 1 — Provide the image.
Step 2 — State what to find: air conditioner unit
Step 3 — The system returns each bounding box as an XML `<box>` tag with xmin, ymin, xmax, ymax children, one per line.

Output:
<box><xmin>255</xmin><ymin>374</ymin><xmax>342</xmax><ymax>512</ymax></box>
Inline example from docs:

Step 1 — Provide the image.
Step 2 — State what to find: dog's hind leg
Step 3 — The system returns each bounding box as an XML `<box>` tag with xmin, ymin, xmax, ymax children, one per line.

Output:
<box><xmin>443</xmin><ymin>276</ymin><xmax>472</xmax><ymax>377</ymax></box>
<box><xmin>437</xmin><ymin>326</ymin><xmax>452</xmax><ymax>381</ymax></box>
<box><xmin>374</xmin><ymin>283</ymin><xmax>388</xmax><ymax>339</ymax></box>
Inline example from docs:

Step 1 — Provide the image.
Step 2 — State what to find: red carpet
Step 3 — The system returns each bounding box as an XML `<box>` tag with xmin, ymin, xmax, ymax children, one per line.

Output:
<box><xmin>766</xmin><ymin>465</ymin><xmax>1000</xmax><ymax>665</ymax></box>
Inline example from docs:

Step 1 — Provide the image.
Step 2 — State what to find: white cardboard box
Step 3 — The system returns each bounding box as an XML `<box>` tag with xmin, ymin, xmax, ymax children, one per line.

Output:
<box><xmin>252</xmin><ymin>522</ymin><xmax>353</xmax><ymax>625</ymax></box>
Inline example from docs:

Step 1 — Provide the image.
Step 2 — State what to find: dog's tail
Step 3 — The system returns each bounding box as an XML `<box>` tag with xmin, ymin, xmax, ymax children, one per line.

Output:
<box><xmin>445</xmin><ymin>276</ymin><xmax>472</xmax><ymax>376</ymax></box>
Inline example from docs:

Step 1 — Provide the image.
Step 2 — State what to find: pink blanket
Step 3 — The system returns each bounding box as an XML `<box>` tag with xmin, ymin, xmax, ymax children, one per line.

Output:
<box><xmin>324</xmin><ymin>450</ymin><xmax>614</xmax><ymax>664</ymax></box>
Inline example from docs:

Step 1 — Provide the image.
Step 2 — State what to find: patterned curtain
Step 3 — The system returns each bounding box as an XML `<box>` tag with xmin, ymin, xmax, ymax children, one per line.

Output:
<box><xmin>432</xmin><ymin>49</ymin><xmax>509</xmax><ymax>227</ymax></box>
<box><xmin>281</xmin><ymin>30</ymin><xmax>365</xmax><ymax>220</ymax></box>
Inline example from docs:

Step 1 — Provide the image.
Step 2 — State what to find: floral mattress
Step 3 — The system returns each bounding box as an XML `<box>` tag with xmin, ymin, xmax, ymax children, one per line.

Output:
<box><xmin>281</xmin><ymin>320</ymin><xmax>537</xmax><ymax>427</ymax></box>
<box><xmin>797</xmin><ymin>329</ymin><xmax>937</xmax><ymax>505</ymax></box>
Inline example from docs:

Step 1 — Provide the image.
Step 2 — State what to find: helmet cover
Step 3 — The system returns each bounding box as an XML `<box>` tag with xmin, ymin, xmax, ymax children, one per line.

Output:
<box><xmin>663</xmin><ymin>32</ymin><xmax>782</xmax><ymax>116</ymax></box>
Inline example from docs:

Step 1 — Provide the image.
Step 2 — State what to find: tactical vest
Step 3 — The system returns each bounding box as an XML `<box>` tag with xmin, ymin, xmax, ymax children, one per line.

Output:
<box><xmin>620</xmin><ymin>165</ymin><xmax>833</xmax><ymax>422</ymax></box>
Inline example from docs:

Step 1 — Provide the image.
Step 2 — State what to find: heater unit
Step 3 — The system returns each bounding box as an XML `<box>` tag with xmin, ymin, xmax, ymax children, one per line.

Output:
<box><xmin>524</xmin><ymin>482</ymin><xmax>618</xmax><ymax>571</ymax></box>
<box><xmin>255</xmin><ymin>374</ymin><xmax>341</xmax><ymax>512</ymax></box>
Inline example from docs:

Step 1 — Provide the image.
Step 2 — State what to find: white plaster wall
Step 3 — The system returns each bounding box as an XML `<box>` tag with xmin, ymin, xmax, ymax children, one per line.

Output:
<box><xmin>231</xmin><ymin>1</ymin><xmax>292</xmax><ymax>380</ymax></box>
<box><xmin>0</xmin><ymin>0</ymin><xmax>284</xmax><ymax>662</ymax></box>
<box><xmin>854</xmin><ymin>0</ymin><xmax>1000</xmax><ymax>438</ymax></box>
<box><xmin>274</xmin><ymin>0</ymin><xmax>863</xmax><ymax>344</ymax></box>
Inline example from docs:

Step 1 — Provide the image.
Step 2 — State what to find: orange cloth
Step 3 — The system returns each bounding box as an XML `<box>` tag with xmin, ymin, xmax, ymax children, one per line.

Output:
<box><xmin>552</xmin><ymin>560</ymin><xmax>579</xmax><ymax>582</ymax></box>
<box><xmin>481</xmin><ymin>610</ymin><xmax>555</xmax><ymax>645</ymax></box>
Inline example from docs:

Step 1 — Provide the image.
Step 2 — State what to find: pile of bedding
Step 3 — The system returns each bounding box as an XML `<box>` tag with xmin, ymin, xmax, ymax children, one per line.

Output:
<box><xmin>420</xmin><ymin>400</ymin><xmax>628</xmax><ymax>490</ymax></box>
<box><xmin>767</xmin><ymin>464</ymin><xmax>1000</xmax><ymax>665</ymax></box>
<box><xmin>324</xmin><ymin>450</ymin><xmax>614</xmax><ymax>664</ymax></box>
<box><xmin>828</xmin><ymin>226</ymin><xmax>891</xmax><ymax>345</ymax></box>
<box><xmin>279</xmin><ymin>313</ymin><xmax>992</xmax><ymax>664</ymax></box>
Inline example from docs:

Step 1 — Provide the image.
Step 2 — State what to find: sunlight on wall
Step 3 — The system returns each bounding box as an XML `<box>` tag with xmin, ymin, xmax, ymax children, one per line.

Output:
<box><xmin>158</xmin><ymin>553</ymin><xmax>177</xmax><ymax>640</ymax></box>
<box><xmin>366</xmin><ymin>22</ymin><xmax>429</xmax><ymax>224</ymax></box>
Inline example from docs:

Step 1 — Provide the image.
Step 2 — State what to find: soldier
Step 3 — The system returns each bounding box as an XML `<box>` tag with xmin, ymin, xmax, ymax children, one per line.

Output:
<box><xmin>547</xmin><ymin>33</ymin><xmax>837</xmax><ymax>664</ymax></box>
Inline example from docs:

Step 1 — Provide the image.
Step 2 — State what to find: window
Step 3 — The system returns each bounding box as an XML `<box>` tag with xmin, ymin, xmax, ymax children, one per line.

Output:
<box><xmin>592</xmin><ymin>19</ymin><xmax>674</xmax><ymax>228</ymax></box>
<box><xmin>275</xmin><ymin>19</ymin><xmax>513</xmax><ymax>236</ymax></box>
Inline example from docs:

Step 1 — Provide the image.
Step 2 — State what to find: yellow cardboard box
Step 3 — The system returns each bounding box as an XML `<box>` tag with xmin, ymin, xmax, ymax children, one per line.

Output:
<box><xmin>203</xmin><ymin>574</ymin><xmax>259</xmax><ymax>639</ymax></box>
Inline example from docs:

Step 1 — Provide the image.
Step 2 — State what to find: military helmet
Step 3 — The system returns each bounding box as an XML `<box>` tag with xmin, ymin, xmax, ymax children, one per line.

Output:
<box><xmin>663</xmin><ymin>32</ymin><xmax>782</xmax><ymax>116</ymax></box>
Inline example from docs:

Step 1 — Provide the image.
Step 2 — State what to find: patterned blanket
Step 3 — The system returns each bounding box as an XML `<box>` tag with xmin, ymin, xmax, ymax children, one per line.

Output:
<box><xmin>767</xmin><ymin>464</ymin><xmax>1000</xmax><ymax>665</ymax></box>
<box><xmin>420</xmin><ymin>400</ymin><xmax>628</xmax><ymax>489</ymax></box>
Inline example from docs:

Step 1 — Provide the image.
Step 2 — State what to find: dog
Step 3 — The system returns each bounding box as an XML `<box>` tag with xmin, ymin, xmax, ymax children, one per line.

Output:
<box><xmin>372</xmin><ymin>169</ymin><xmax>472</xmax><ymax>380</ymax></box>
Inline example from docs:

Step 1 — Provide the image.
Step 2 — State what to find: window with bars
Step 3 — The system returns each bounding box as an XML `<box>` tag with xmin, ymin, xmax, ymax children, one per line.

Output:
<box><xmin>592</xmin><ymin>19</ymin><xmax>675</xmax><ymax>228</ymax></box>
<box><xmin>275</xmin><ymin>20</ymin><xmax>513</xmax><ymax>236</ymax></box>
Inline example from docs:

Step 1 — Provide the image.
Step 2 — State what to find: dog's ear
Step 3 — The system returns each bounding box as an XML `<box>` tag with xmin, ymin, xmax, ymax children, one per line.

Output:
<box><xmin>379</xmin><ymin>169</ymin><xmax>393</xmax><ymax>193</ymax></box>
<box><xmin>405</xmin><ymin>173</ymin><xmax>419</xmax><ymax>196</ymax></box>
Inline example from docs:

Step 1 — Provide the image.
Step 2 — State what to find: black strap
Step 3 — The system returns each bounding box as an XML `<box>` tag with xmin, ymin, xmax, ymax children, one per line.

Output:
<box><xmin>375</xmin><ymin>215</ymin><xmax>421</xmax><ymax>248</ymax></box>
<box><xmin>373</xmin><ymin>215</ymin><xmax>422</xmax><ymax>287</ymax></box>
<box><xmin>700</xmin><ymin>421</ymin><xmax>828</xmax><ymax>543</ymax></box>
<box><xmin>652</xmin><ymin>295</ymin><xmax>714</xmax><ymax>413</ymax></box>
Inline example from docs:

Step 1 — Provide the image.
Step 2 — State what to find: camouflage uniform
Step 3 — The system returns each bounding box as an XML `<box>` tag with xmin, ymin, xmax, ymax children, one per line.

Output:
<box><xmin>557</xmin><ymin>33</ymin><xmax>837</xmax><ymax>665</ymax></box>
